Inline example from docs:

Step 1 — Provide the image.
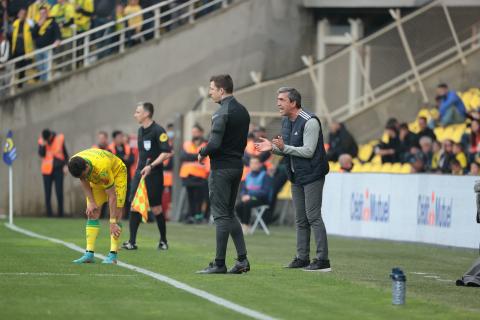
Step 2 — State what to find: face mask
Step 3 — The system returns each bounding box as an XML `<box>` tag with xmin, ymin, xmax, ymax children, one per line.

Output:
<box><xmin>167</xmin><ymin>131</ymin><xmax>174</xmax><ymax>139</ymax></box>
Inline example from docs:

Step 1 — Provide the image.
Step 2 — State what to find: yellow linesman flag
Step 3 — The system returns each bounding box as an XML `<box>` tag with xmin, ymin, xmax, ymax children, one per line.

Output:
<box><xmin>131</xmin><ymin>177</ymin><xmax>150</xmax><ymax>223</ymax></box>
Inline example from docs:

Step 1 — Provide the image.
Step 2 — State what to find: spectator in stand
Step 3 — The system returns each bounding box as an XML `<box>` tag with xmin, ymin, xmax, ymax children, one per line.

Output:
<box><xmin>7</xmin><ymin>0</ymin><xmax>34</xmax><ymax>20</ymax></box>
<box><xmin>469</xmin><ymin>161</ymin><xmax>480</xmax><ymax>176</ymax></box>
<box><xmin>32</xmin><ymin>6</ymin><xmax>61</xmax><ymax>82</ymax></box>
<box><xmin>463</xmin><ymin>119</ymin><xmax>480</xmax><ymax>163</ymax></box>
<box><xmin>338</xmin><ymin>153</ymin><xmax>353</xmax><ymax>172</ymax></box>
<box><xmin>417</xmin><ymin>116</ymin><xmax>436</xmax><ymax>141</ymax></box>
<box><xmin>408</xmin><ymin>150</ymin><xmax>426</xmax><ymax>173</ymax></box>
<box><xmin>453</xmin><ymin>142</ymin><xmax>468</xmax><ymax>172</ymax></box>
<box><xmin>27</xmin><ymin>0</ymin><xmax>50</xmax><ymax>23</ymax></box>
<box><xmin>450</xmin><ymin>158</ymin><xmax>463</xmax><ymax>175</ymax></box>
<box><xmin>93</xmin><ymin>130</ymin><xmax>109</xmax><ymax>150</ymax></box>
<box><xmin>437</xmin><ymin>139</ymin><xmax>455</xmax><ymax>173</ymax></box>
<box><xmin>139</xmin><ymin>0</ymin><xmax>160</xmax><ymax>40</ymax></box>
<box><xmin>93</xmin><ymin>0</ymin><xmax>116</xmax><ymax>59</ymax></box>
<box><xmin>235</xmin><ymin>156</ymin><xmax>272</xmax><ymax>235</ymax></box>
<box><xmin>9</xmin><ymin>7</ymin><xmax>34</xmax><ymax>88</ymax></box>
<box><xmin>398</xmin><ymin>122</ymin><xmax>418</xmax><ymax>163</ymax></box>
<box><xmin>180</xmin><ymin>124</ymin><xmax>209</xmax><ymax>224</ymax></box>
<box><xmin>326</xmin><ymin>121</ymin><xmax>358</xmax><ymax>162</ymax></box>
<box><xmin>372</xmin><ymin>124</ymin><xmax>401</xmax><ymax>163</ymax></box>
<box><xmin>124</xmin><ymin>0</ymin><xmax>143</xmax><ymax>47</ymax></box>
<box><xmin>418</xmin><ymin>136</ymin><xmax>433</xmax><ymax>172</ymax></box>
<box><xmin>72</xmin><ymin>0</ymin><xmax>93</xmax><ymax>67</ymax></box>
<box><xmin>112</xmin><ymin>2</ymin><xmax>125</xmax><ymax>53</ymax></box>
<box><xmin>244</xmin><ymin>126</ymin><xmax>271</xmax><ymax>166</ymax></box>
<box><xmin>50</xmin><ymin>0</ymin><xmax>75</xmax><ymax>39</ymax></box>
<box><xmin>436</xmin><ymin>83</ymin><xmax>467</xmax><ymax>126</ymax></box>
<box><xmin>431</xmin><ymin>140</ymin><xmax>442</xmax><ymax>172</ymax></box>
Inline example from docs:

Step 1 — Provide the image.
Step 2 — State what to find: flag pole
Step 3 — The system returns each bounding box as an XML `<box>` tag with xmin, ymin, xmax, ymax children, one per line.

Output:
<box><xmin>8</xmin><ymin>165</ymin><xmax>13</xmax><ymax>225</ymax></box>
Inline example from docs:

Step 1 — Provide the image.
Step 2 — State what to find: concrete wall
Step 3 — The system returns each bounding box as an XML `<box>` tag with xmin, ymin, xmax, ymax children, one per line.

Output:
<box><xmin>0</xmin><ymin>0</ymin><xmax>315</xmax><ymax>216</ymax></box>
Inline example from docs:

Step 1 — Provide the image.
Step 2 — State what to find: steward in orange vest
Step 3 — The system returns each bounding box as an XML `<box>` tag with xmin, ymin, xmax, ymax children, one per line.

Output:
<box><xmin>180</xmin><ymin>133</ymin><xmax>210</xmax><ymax>224</ymax></box>
<box><xmin>38</xmin><ymin>129</ymin><xmax>69</xmax><ymax>217</ymax></box>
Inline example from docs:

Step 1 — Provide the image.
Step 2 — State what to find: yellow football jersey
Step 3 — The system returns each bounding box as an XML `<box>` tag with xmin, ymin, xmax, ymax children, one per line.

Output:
<box><xmin>73</xmin><ymin>148</ymin><xmax>125</xmax><ymax>189</ymax></box>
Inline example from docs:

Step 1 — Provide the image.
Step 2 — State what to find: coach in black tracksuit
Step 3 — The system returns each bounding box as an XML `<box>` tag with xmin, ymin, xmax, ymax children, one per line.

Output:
<box><xmin>196</xmin><ymin>74</ymin><xmax>251</xmax><ymax>274</ymax></box>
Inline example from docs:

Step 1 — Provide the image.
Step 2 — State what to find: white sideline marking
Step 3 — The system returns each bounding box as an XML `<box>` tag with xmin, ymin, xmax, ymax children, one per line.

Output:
<box><xmin>5</xmin><ymin>223</ymin><xmax>278</xmax><ymax>320</ymax></box>
<box><xmin>0</xmin><ymin>272</ymin><xmax>136</xmax><ymax>277</ymax></box>
<box><xmin>410</xmin><ymin>272</ymin><xmax>454</xmax><ymax>283</ymax></box>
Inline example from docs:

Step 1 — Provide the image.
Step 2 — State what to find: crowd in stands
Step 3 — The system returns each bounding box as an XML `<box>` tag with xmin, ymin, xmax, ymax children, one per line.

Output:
<box><xmin>0</xmin><ymin>0</ymin><xmax>228</xmax><ymax>92</ymax></box>
<box><xmin>327</xmin><ymin>83</ymin><xmax>480</xmax><ymax>176</ymax></box>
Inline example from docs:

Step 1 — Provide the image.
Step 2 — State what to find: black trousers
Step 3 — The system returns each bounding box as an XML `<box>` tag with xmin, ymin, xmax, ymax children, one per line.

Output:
<box><xmin>209</xmin><ymin>168</ymin><xmax>247</xmax><ymax>260</ymax></box>
<box><xmin>185</xmin><ymin>183</ymin><xmax>208</xmax><ymax>218</ymax></box>
<box><xmin>235</xmin><ymin>199</ymin><xmax>267</xmax><ymax>225</ymax></box>
<box><xmin>42</xmin><ymin>167</ymin><xmax>64</xmax><ymax>217</ymax></box>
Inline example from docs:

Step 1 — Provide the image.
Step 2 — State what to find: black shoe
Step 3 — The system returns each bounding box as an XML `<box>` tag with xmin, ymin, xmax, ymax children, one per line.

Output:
<box><xmin>303</xmin><ymin>259</ymin><xmax>332</xmax><ymax>272</ymax></box>
<box><xmin>285</xmin><ymin>257</ymin><xmax>310</xmax><ymax>268</ymax></box>
<box><xmin>158</xmin><ymin>241</ymin><xmax>168</xmax><ymax>250</ymax></box>
<box><xmin>196</xmin><ymin>261</ymin><xmax>227</xmax><ymax>274</ymax></box>
<box><xmin>228</xmin><ymin>258</ymin><xmax>250</xmax><ymax>274</ymax></box>
<box><xmin>122</xmin><ymin>241</ymin><xmax>138</xmax><ymax>250</ymax></box>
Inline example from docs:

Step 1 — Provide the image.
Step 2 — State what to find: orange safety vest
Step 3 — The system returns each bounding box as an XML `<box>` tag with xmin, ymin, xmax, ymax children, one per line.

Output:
<box><xmin>244</xmin><ymin>139</ymin><xmax>273</xmax><ymax>171</ymax></box>
<box><xmin>179</xmin><ymin>140</ymin><xmax>209</xmax><ymax>179</ymax></box>
<box><xmin>38</xmin><ymin>133</ymin><xmax>65</xmax><ymax>175</ymax></box>
<box><xmin>163</xmin><ymin>157</ymin><xmax>173</xmax><ymax>187</ymax></box>
<box><xmin>107</xmin><ymin>142</ymin><xmax>131</xmax><ymax>157</ymax></box>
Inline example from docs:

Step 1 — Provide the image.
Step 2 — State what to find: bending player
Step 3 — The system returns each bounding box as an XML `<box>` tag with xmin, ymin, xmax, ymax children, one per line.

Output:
<box><xmin>68</xmin><ymin>148</ymin><xmax>128</xmax><ymax>264</ymax></box>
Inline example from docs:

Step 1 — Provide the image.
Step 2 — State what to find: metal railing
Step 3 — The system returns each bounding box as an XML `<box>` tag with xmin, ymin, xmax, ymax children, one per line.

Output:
<box><xmin>200</xmin><ymin>0</ymin><xmax>480</xmax><ymax>125</ymax></box>
<box><xmin>0</xmin><ymin>0</ymin><xmax>233</xmax><ymax>97</ymax></box>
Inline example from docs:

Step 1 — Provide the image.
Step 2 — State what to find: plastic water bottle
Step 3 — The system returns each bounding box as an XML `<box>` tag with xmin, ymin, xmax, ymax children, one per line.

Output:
<box><xmin>390</xmin><ymin>268</ymin><xmax>406</xmax><ymax>305</ymax></box>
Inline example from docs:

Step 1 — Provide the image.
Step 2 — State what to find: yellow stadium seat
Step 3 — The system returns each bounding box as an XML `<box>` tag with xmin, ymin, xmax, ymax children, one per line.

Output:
<box><xmin>358</xmin><ymin>144</ymin><xmax>373</xmax><ymax>162</ymax></box>
<box><xmin>360</xmin><ymin>162</ymin><xmax>372</xmax><ymax>172</ymax></box>
<box><xmin>434</xmin><ymin>127</ymin><xmax>446</xmax><ymax>142</ymax></box>
<box><xmin>371</xmin><ymin>154</ymin><xmax>382</xmax><ymax>165</ymax></box>
<box><xmin>368</xmin><ymin>139</ymin><xmax>379</xmax><ymax>146</ymax></box>
<box><xmin>370</xmin><ymin>163</ymin><xmax>382</xmax><ymax>173</ymax></box>
<box><xmin>409</xmin><ymin>121</ymin><xmax>419</xmax><ymax>133</ymax></box>
<box><xmin>443</xmin><ymin>126</ymin><xmax>455</xmax><ymax>141</ymax></box>
<box><xmin>400</xmin><ymin>163</ymin><xmax>412</xmax><ymax>174</ymax></box>
<box><xmin>470</xmin><ymin>95</ymin><xmax>480</xmax><ymax>111</ymax></box>
<box><xmin>461</xmin><ymin>92</ymin><xmax>472</xmax><ymax>111</ymax></box>
<box><xmin>381</xmin><ymin>162</ymin><xmax>393</xmax><ymax>173</ymax></box>
<box><xmin>381</xmin><ymin>133</ymin><xmax>389</xmax><ymax>143</ymax></box>
<box><xmin>391</xmin><ymin>162</ymin><xmax>403</xmax><ymax>174</ymax></box>
<box><xmin>417</xmin><ymin>108</ymin><xmax>431</xmax><ymax>119</ymax></box>
<box><xmin>451</xmin><ymin>124</ymin><xmax>467</xmax><ymax>143</ymax></box>
<box><xmin>351</xmin><ymin>162</ymin><xmax>363</xmax><ymax>173</ymax></box>
<box><xmin>329</xmin><ymin>161</ymin><xmax>340</xmax><ymax>172</ymax></box>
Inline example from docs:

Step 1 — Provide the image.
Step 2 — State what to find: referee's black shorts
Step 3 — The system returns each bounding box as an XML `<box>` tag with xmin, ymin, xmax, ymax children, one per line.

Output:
<box><xmin>130</xmin><ymin>170</ymin><xmax>164</xmax><ymax>207</ymax></box>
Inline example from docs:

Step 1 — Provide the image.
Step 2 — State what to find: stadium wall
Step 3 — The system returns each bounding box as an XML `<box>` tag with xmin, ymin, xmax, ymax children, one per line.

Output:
<box><xmin>323</xmin><ymin>173</ymin><xmax>480</xmax><ymax>249</ymax></box>
<box><xmin>0</xmin><ymin>0</ymin><xmax>314</xmax><ymax>216</ymax></box>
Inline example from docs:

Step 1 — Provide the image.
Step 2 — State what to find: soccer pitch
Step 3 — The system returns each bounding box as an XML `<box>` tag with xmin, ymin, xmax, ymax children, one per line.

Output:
<box><xmin>1</xmin><ymin>218</ymin><xmax>479</xmax><ymax>320</ymax></box>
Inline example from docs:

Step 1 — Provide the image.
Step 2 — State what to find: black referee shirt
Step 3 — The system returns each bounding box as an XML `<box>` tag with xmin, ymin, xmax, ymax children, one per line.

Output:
<box><xmin>137</xmin><ymin>121</ymin><xmax>171</xmax><ymax>173</ymax></box>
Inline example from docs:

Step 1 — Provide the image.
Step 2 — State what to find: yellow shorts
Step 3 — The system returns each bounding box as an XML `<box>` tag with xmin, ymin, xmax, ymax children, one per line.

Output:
<box><xmin>87</xmin><ymin>166</ymin><xmax>128</xmax><ymax>208</ymax></box>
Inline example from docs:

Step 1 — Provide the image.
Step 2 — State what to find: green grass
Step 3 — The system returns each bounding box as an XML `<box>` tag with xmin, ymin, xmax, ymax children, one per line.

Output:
<box><xmin>1</xmin><ymin>218</ymin><xmax>479</xmax><ymax>320</ymax></box>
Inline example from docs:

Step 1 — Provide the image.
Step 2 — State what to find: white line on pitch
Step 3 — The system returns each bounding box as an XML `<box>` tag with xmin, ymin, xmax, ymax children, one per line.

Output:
<box><xmin>0</xmin><ymin>272</ymin><xmax>136</xmax><ymax>277</ymax></box>
<box><xmin>5</xmin><ymin>223</ymin><xmax>278</xmax><ymax>320</ymax></box>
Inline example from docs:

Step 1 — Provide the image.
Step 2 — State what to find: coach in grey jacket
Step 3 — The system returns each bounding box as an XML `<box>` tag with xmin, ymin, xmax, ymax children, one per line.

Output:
<box><xmin>256</xmin><ymin>87</ymin><xmax>331</xmax><ymax>272</ymax></box>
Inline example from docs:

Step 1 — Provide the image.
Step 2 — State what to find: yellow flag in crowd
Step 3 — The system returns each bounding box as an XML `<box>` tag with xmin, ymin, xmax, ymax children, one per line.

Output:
<box><xmin>131</xmin><ymin>177</ymin><xmax>150</xmax><ymax>223</ymax></box>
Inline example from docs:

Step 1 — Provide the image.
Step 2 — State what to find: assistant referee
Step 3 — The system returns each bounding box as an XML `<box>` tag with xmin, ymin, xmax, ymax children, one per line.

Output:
<box><xmin>122</xmin><ymin>102</ymin><xmax>172</xmax><ymax>250</ymax></box>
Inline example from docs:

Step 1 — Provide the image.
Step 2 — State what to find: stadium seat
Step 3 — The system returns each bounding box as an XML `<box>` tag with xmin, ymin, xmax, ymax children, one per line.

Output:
<box><xmin>451</xmin><ymin>124</ymin><xmax>467</xmax><ymax>143</ymax></box>
<box><xmin>434</xmin><ymin>127</ymin><xmax>446</xmax><ymax>142</ymax></box>
<box><xmin>400</xmin><ymin>163</ymin><xmax>412</xmax><ymax>173</ymax></box>
<box><xmin>371</xmin><ymin>154</ymin><xmax>382</xmax><ymax>165</ymax></box>
<box><xmin>329</xmin><ymin>161</ymin><xmax>340</xmax><ymax>172</ymax></box>
<box><xmin>351</xmin><ymin>162</ymin><xmax>363</xmax><ymax>173</ymax></box>
<box><xmin>417</xmin><ymin>108</ymin><xmax>432</xmax><ymax>121</ymax></box>
<box><xmin>360</xmin><ymin>162</ymin><xmax>372</xmax><ymax>172</ymax></box>
<box><xmin>391</xmin><ymin>162</ymin><xmax>403</xmax><ymax>173</ymax></box>
<box><xmin>358</xmin><ymin>144</ymin><xmax>373</xmax><ymax>161</ymax></box>
<box><xmin>370</xmin><ymin>163</ymin><xmax>382</xmax><ymax>173</ymax></box>
<box><xmin>381</xmin><ymin>162</ymin><xmax>393</xmax><ymax>173</ymax></box>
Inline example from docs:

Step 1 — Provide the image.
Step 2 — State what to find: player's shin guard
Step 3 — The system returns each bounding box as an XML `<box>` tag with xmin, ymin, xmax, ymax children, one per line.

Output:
<box><xmin>110</xmin><ymin>222</ymin><xmax>122</xmax><ymax>253</ymax></box>
<box><xmin>86</xmin><ymin>219</ymin><xmax>100</xmax><ymax>252</ymax></box>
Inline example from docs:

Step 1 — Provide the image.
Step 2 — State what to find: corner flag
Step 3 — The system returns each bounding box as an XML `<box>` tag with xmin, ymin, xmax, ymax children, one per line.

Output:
<box><xmin>3</xmin><ymin>130</ymin><xmax>17</xmax><ymax>166</ymax></box>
